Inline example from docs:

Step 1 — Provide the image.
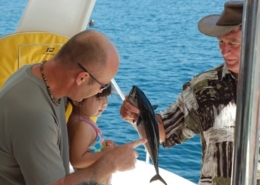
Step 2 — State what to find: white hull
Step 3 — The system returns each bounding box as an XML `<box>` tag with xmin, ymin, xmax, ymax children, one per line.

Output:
<box><xmin>112</xmin><ymin>160</ymin><xmax>196</xmax><ymax>185</ymax></box>
<box><xmin>70</xmin><ymin>160</ymin><xmax>196</xmax><ymax>185</ymax></box>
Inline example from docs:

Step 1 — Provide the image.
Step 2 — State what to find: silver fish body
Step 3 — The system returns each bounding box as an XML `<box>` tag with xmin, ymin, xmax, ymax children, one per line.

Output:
<box><xmin>128</xmin><ymin>85</ymin><xmax>167</xmax><ymax>185</ymax></box>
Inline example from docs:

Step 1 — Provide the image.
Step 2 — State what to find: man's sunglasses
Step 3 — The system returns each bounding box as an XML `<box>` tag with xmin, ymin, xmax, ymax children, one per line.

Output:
<box><xmin>78</xmin><ymin>63</ymin><xmax>110</xmax><ymax>91</ymax></box>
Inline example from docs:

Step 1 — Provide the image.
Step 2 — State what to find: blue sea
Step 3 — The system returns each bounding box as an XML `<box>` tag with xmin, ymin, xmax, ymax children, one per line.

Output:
<box><xmin>0</xmin><ymin>0</ymin><xmax>228</xmax><ymax>183</ymax></box>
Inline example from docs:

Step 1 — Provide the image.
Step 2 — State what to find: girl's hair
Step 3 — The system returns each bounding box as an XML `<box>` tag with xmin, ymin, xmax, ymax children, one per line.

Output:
<box><xmin>67</xmin><ymin>84</ymin><xmax>112</xmax><ymax>110</ymax></box>
<box><xmin>95</xmin><ymin>84</ymin><xmax>112</xmax><ymax>98</ymax></box>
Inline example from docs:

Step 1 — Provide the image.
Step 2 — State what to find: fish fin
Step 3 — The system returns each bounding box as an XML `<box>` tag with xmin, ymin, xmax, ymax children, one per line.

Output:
<box><xmin>136</xmin><ymin>116</ymin><xmax>142</xmax><ymax>126</ymax></box>
<box><xmin>154</xmin><ymin>115</ymin><xmax>161</xmax><ymax>125</ymax></box>
<box><xmin>150</xmin><ymin>174</ymin><xmax>167</xmax><ymax>185</ymax></box>
<box><xmin>152</xmin><ymin>105</ymin><xmax>158</xmax><ymax>110</ymax></box>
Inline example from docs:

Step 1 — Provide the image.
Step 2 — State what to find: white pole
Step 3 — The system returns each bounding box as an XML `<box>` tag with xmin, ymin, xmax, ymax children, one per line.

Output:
<box><xmin>231</xmin><ymin>0</ymin><xmax>260</xmax><ymax>184</ymax></box>
<box><xmin>111</xmin><ymin>78</ymin><xmax>125</xmax><ymax>101</ymax></box>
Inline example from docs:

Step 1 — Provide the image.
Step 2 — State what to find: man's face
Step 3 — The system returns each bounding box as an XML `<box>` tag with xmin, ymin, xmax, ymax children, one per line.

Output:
<box><xmin>218</xmin><ymin>26</ymin><xmax>242</xmax><ymax>76</ymax></box>
<box><xmin>67</xmin><ymin>69</ymin><xmax>111</xmax><ymax>102</ymax></box>
<box><xmin>76</xmin><ymin>75</ymin><xmax>111</xmax><ymax>102</ymax></box>
<box><xmin>69</xmin><ymin>44</ymin><xmax>119</xmax><ymax>102</ymax></box>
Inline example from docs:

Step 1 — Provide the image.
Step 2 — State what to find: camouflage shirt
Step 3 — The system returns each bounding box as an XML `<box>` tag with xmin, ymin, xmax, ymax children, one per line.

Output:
<box><xmin>160</xmin><ymin>64</ymin><xmax>260</xmax><ymax>185</ymax></box>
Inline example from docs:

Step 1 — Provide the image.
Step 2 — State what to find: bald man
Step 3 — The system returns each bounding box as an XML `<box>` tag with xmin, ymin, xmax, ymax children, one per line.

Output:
<box><xmin>0</xmin><ymin>30</ymin><xmax>146</xmax><ymax>185</ymax></box>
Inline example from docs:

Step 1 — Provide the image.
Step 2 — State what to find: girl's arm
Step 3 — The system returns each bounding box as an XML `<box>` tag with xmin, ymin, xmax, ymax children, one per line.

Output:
<box><xmin>69</xmin><ymin>121</ymin><xmax>115</xmax><ymax>169</ymax></box>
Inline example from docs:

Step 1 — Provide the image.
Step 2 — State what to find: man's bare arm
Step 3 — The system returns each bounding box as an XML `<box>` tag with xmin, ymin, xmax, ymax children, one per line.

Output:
<box><xmin>49</xmin><ymin>139</ymin><xmax>146</xmax><ymax>185</ymax></box>
<box><xmin>155</xmin><ymin>114</ymin><xmax>166</xmax><ymax>143</ymax></box>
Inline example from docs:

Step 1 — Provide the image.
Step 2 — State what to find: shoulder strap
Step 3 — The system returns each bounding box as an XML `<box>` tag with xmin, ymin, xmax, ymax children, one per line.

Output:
<box><xmin>68</xmin><ymin>116</ymin><xmax>102</xmax><ymax>136</ymax></box>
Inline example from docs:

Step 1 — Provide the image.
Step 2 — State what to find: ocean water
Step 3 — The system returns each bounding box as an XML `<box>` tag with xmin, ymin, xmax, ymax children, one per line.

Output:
<box><xmin>0</xmin><ymin>0</ymin><xmax>228</xmax><ymax>183</ymax></box>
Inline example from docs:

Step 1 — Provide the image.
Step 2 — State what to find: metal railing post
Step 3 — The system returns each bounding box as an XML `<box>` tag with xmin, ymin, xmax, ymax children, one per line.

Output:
<box><xmin>231</xmin><ymin>0</ymin><xmax>260</xmax><ymax>184</ymax></box>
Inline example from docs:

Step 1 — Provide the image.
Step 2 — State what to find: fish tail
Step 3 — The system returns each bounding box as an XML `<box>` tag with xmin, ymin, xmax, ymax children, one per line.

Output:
<box><xmin>150</xmin><ymin>174</ymin><xmax>167</xmax><ymax>185</ymax></box>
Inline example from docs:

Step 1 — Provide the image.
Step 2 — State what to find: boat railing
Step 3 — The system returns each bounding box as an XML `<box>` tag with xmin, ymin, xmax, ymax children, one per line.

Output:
<box><xmin>231</xmin><ymin>0</ymin><xmax>260</xmax><ymax>185</ymax></box>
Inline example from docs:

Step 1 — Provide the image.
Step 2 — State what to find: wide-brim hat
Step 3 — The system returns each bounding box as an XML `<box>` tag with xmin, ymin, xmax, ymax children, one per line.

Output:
<box><xmin>198</xmin><ymin>1</ymin><xmax>243</xmax><ymax>37</ymax></box>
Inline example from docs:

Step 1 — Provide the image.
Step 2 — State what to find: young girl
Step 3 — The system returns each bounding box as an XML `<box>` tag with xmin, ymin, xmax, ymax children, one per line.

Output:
<box><xmin>67</xmin><ymin>86</ymin><xmax>115</xmax><ymax>185</ymax></box>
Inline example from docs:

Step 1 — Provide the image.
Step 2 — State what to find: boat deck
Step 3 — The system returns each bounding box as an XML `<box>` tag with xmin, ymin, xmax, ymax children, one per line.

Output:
<box><xmin>111</xmin><ymin>160</ymin><xmax>196</xmax><ymax>185</ymax></box>
<box><xmin>70</xmin><ymin>160</ymin><xmax>196</xmax><ymax>185</ymax></box>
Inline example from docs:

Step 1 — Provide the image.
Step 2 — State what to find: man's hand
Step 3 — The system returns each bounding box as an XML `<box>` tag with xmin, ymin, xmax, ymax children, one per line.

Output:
<box><xmin>120</xmin><ymin>95</ymin><xmax>140</xmax><ymax>124</ymax></box>
<box><xmin>104</xmin><ymin>138</ymin><xmax>147</xmax><ymax>172</ymax></box>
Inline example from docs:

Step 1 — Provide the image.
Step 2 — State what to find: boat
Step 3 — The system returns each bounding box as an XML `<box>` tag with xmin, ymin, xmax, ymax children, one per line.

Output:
<box><xmin>1</xmin><ymin>0</ymin><xmax>259</xmax><ymax>184</ymax></box>
<box><xmin>0</xmin><ymin>0</ymin><xmax>197</xmax><ymax>184</ymax></box>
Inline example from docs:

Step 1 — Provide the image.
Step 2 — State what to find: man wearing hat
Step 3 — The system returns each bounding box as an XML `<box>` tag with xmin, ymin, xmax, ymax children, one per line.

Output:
<box><xmin>120</xmin><ymin>1</ymin><xmax>260</xmax><ymax>185</ymax></box>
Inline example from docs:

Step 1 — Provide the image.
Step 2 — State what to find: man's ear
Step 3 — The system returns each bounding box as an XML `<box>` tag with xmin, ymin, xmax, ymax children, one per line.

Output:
<box><xmin>76</xmin><ymin>72</ymin><xmax>88</xmax><ymax>85</ymax></box>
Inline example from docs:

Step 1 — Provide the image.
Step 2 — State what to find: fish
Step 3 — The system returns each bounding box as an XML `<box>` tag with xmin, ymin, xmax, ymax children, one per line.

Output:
<box><xmin>128</xmin><ymin>85</ymin><xmax>167</xmax><ymax>185</ymax></box>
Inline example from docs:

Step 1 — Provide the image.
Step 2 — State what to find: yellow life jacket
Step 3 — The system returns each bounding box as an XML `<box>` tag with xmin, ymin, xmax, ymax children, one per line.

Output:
<box><xmin>0</xmin><ymin>31</ymin><xmax>97</xmax><ymax>122</ymax></box>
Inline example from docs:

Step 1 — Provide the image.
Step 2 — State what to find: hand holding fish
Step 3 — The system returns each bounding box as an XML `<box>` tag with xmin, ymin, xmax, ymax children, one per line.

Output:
<box><xmin>120</xmin><ymin>95</ymin><xmax>140</xmax><ymax>124</ymax></box>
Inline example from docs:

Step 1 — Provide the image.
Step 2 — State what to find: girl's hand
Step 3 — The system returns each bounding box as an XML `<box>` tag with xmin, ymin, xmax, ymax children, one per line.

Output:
<box><xmin>106</xmin><ymin>140</ymin><xmax>116</xmax><ymax>147</ymax></box>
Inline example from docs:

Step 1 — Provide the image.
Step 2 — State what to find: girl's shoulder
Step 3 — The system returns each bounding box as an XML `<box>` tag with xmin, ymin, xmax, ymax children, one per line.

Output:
<box><xmin>68</xmin><ymin>116</ymin><xmax>100</xmax><ymax>133</ymax></box>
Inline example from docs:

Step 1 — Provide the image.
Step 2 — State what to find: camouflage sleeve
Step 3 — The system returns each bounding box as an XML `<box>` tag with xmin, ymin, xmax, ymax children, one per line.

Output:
<box><xmin>160</xmin><ymin>83</ymin><xmax>201</xmax><ymax>148</ymax></box>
